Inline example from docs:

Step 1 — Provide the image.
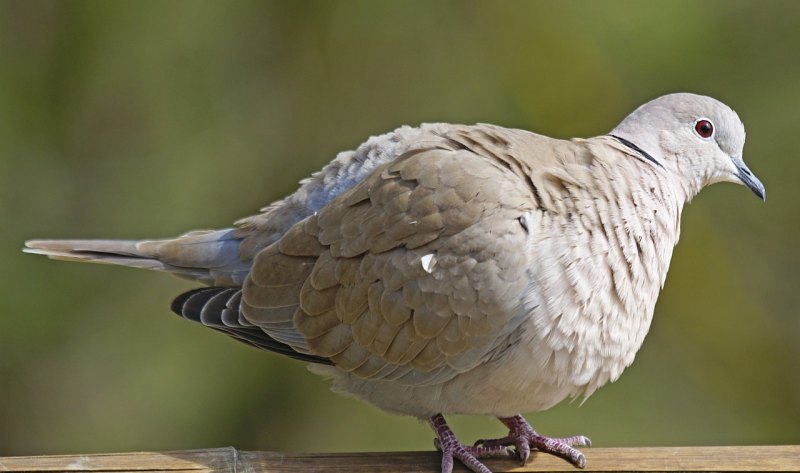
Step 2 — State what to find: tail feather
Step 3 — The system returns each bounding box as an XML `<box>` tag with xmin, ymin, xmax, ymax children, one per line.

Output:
<box><xmin>24</xmin><ymin>239</ymin><xmax>145</xmax><ymax>256</ymax></box>
<box><xmin>24</xmin><ymin>238</ymin><xmax>210</xmax><ymax>280</ymax></box>
<box><xmin>171</xmin><ymin>287</ymin><xmax>331</xmax><ymax>365</ymax></box>
<box><xmin>24</xmin><ymin>229</ymin><xmax>250</xmax><ymax>285</ymax></box>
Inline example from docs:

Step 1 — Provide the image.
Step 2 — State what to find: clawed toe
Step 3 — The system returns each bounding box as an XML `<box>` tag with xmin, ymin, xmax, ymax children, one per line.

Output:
<box><xmin>435</xmin><ymin>438</ymin><xmax>514</xmax><ymax>473</ymax></box>
<box><xmin>430</xmin><ymin>413</ymin><xmax>591</xmax><ymax>472</ymax></box>
<box><xmin>430</xmin><ymin>414</ymin><xmax>514</xmax><ymax>473</ymax></box>
<box><xmin>495</xmin><ymin>415</ymin><xmax>591</xmax><ymax>468</ymax></box>
<box><xmin>550</xmin><ymin>435</ymin><xmax>592</xmax><ymax>448</ymax></box>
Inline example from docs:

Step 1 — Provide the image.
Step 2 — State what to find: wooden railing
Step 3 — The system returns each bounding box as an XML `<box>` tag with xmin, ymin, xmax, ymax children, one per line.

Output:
<box><xmin>0</xmin><ymin>446</ymin><xmax>798</xmax><ymax>472</ymax></box>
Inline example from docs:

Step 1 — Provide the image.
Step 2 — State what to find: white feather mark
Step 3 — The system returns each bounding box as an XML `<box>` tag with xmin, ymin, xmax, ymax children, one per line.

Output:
<box><xmin>421</xmin><ymin>253</ymin><xmax>437</xmax><ymax>273</ymax></box>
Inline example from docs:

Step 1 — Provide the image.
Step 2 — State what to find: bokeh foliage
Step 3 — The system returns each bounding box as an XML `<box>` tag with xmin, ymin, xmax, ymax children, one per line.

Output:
<box><xmin>0</xmin><ymin>0</ymin><xmax>797</xmax><ymax>455</ymax></box>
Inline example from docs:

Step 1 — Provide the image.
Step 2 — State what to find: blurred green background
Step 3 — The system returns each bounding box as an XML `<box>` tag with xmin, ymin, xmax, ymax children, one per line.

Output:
<box><xmin>0</xmin><ymin>0</ymin><xmax>797</xmax><ymax>456</ymax></box>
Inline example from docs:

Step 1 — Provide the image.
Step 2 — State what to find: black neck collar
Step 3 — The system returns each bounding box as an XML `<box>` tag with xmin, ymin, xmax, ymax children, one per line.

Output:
<box><xmin>609</xmin><ymin>135</ymin><xmax>664</xmax><ymax>169</ymax></box>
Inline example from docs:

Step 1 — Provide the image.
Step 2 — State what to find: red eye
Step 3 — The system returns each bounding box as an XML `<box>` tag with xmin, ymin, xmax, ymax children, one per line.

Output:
<box><xmin>694</xmin><ymin>119</ymin><xmax>714</xmax><ymax>138</ymax></box>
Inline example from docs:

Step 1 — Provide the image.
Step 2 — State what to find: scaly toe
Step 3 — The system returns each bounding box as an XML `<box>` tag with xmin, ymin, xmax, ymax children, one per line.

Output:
<box><xmin>528</xmin><ymin>434</ymin><xmax>588</xmax><ymax>469</ymax></box>
<box><xmin>549</xmin><ymin>435</ymin><xmax>592</xmax><ymax>448</ymax></box>
<box><xmin>565</xmin><ymin>450</ymin><xmax>587</xmax><ymax>469</ymax></box>
<box><xmin>435</xmin><ymin>439</ymin><xmax>494</xmax><ymax>473</ymax></box>
<box><xmin>496</xmin><ymin>415</ymin><xmax>591</xmax><ymax>468</ymax></box>
<box><xmin>431</xmin><ymin>414</ymin><xmax>514</xmax><ymax>473</ymax></box>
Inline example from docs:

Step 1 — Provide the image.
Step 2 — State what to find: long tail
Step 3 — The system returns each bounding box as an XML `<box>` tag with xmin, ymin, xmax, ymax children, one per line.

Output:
<box><xmin>24</xmin><ymin>229</ymin><xmax>249</xmax><ymax>286</ymax></box>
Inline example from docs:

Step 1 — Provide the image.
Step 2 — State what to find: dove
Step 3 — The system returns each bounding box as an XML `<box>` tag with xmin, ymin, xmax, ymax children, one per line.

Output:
<box><xmin>24</xmin><ymin>93</ymin><xmax>764</xmax><ymax>473</ymax></box>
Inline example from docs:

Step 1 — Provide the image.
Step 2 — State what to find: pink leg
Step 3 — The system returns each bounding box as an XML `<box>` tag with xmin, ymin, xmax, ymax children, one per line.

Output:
<box><xmin>429</xmin><ymin>414</ymin><xmax>514</xmax><ymax>473</ymax></box>
<box><xmin>475</xmin><ymin>414</ymin><xmax>591</xmax><ymax>468</ymax></box>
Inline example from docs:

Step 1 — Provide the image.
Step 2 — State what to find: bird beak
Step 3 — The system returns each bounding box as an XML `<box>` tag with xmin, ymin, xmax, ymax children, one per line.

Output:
<box><xmin>732</xmin><ymin>157</ymin><xmax>766</xmax><ymax>201</ymax></box>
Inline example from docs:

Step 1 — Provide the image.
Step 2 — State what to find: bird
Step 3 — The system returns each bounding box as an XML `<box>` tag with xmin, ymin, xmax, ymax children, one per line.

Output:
<box><xmin>24</xmin><ymin>93</ymin><xmax>764</xmax><ymax>473</ymax></box>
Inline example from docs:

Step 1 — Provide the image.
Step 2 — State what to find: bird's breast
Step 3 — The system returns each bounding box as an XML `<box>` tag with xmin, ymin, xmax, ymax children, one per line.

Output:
<box><xmin>509</xmin><ymin>181</ymin><xmax>681</xmax><ymax>406</ymax></box>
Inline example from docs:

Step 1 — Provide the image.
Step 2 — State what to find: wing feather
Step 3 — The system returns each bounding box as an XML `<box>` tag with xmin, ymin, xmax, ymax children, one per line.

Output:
<box><xmin>242</xmin><ymin>144</ymin><xmax>537</xmax><ymax>385</ymax></box>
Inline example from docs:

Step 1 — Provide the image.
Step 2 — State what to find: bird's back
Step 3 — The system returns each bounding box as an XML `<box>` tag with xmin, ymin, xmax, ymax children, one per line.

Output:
<box><xmin>232</xmin><ymin>123</ymin><xmax>566</xmax><ymax>260</ymax></box>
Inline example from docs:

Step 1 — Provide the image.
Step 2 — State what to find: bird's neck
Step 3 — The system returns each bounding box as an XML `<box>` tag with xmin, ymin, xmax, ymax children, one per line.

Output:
<box><xmin>664</xmin><ymin>154</ymin><xmax>716</xmax><ymax>204</ymax></box>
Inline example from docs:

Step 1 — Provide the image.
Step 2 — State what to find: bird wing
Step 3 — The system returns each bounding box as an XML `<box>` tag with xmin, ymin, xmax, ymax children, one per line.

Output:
<box><xmin>242</xmin><ymin>141</ymin><xmax>541</xmax><ymax>386</ymax></box>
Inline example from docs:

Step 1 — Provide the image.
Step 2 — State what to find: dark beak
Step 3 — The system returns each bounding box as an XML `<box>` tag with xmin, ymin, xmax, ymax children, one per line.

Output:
<box><xmin>732</xmin><ymin>158</ymin><xmax>766</xmax><ymax>201</ymax></box>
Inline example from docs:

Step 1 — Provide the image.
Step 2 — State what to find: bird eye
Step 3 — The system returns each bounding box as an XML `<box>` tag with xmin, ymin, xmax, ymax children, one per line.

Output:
<box><xmin>694</xmin><ymin>119</ymin><xmax>714</xmax><ymax>139</ymax></box>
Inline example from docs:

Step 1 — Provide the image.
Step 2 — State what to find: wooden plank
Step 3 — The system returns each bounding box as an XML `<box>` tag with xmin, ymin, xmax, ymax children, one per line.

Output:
<box><xmin>0</xmin><ymin>448</ymin><xmax>233</xmax><ymax>472</ymax></box>
<box><xmin>0</xmin><ymin>446</ymin><xmax>797</xmax><ymax>472</ymax></box>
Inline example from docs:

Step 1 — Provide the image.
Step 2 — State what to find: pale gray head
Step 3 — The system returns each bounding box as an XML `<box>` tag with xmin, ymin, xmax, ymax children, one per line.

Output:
<box><xmin>611</xmin><ymin>93</ymin><xmax>765</xmax><ymax>201</ymax></box>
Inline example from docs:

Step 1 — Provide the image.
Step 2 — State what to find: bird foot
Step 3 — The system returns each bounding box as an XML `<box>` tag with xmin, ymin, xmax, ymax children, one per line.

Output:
<box><xmin>474</xmin><ymin>415</ymin><xmax>591</xmax><ymax>469</ymax></box>
<box><xmin>429</xmin><ymin>414</ymin><xmax>515</xmax><ymax>473</ymax></box>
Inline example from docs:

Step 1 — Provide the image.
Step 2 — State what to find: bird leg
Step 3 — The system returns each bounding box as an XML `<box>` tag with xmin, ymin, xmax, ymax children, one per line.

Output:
<box><xmin>429</xmin><ymin>414</ymin><xmax>514</xmax><ymax>473</ymax></box>
<box><xmin>474</xmin><ymin>414</ymin><xmax>591</xmax><ymax>469</ymax></box>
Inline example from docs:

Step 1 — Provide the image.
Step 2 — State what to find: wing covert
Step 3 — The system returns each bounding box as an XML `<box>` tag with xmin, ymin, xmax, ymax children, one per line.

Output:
<box><xmin>242</xmin><ymin>147</ymin><xmax>537</xmax><ymax>385</ymax></box>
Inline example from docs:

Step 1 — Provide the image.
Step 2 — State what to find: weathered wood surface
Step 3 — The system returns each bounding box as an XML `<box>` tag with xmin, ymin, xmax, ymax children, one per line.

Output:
<box><xmin>0</xmin><ymin>446</ymin><xmax>798</xmax><ymax>472</ymax></box>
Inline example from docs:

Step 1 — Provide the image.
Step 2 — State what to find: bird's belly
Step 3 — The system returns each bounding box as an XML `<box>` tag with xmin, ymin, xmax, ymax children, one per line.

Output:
<box><xmin>318</xmin><ymin>313</ymin><xmax>638</xmax><ymax>418</ymax></box>
<box><xmin>437</xmin><ymin>342</ymin><xmax>586</xmax><ymax>416</ymax></box>
<box><xmin>432</xmin><ymin>317</ymin><xmax>632</xmax><ymax>416</ymax></box>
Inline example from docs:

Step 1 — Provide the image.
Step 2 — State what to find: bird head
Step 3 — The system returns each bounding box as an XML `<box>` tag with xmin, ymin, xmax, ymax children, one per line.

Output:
<box><xmin>611</xmin><ymin>93</ymin><xmax>765</xmax><ymax>202</ymax></box>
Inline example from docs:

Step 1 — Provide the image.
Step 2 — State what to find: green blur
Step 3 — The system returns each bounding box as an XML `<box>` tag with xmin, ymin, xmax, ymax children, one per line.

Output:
<box><xmin>0</xmin><ymin>0</ymin><xmax>797</xmax><ymax>455</ymax></box>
